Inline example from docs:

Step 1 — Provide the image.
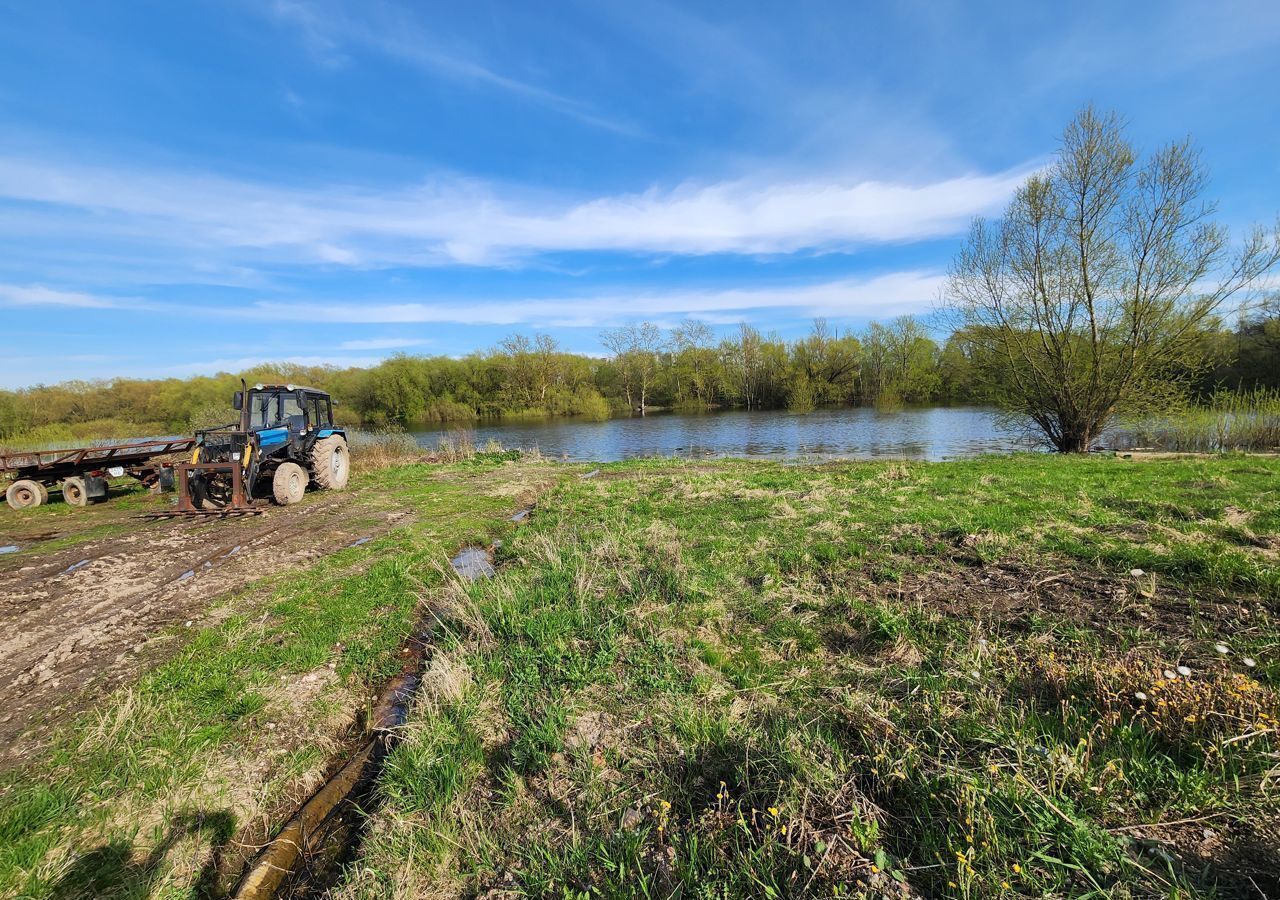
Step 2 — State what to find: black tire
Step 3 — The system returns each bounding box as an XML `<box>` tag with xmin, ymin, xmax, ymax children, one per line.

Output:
<box><xmin>6</xmin><ymin>479</ymin><xmax>45</xmax><ymax>510</ymax></box>
<box><xmin>62</xmin><ymin>476</ymin><xmax>89</xmax><ymax>507</ymax></box>
<box><xmin>310</xmin><ymin>436</ymin><xmax>350</xmax><ymax>490</ymax></box>
<box><xmin>272</xmin><ymin>462</ymin><xmax>307</xmax><ymax>505</ymax></box>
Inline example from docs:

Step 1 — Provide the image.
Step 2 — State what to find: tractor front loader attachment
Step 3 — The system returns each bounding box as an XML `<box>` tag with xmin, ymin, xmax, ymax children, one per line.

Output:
<box><xmin>175</xmin><ymin>460</ymin><xmax>254</xmax><ymax>514</ymax></box>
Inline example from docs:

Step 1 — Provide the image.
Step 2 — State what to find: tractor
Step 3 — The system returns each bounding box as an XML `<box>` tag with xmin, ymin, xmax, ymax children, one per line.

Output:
<box><xmin>178</xmin><ymin>383</ymin><xmax>349</xmax><ymax>511</ymax></box>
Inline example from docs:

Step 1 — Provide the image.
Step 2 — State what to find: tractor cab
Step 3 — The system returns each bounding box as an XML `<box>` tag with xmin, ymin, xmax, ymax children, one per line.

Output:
<box><xmin>235</xmin><ymin>384</ymin><xmax>336</xmax><ymax>436</ymax></box>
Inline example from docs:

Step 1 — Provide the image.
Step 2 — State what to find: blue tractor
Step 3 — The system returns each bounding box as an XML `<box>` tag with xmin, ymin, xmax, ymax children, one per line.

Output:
<box><xmin>178</xmin><ymin>383</ymin><xmax>350</xmax><ymax>511</ymax></box>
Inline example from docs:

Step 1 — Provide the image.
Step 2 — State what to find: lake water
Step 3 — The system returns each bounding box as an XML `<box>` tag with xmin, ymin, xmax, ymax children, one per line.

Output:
<box><xmin>411</xmin><ymin>406</ymin><xmax>1028</xmax><ymax>462</ymax></box>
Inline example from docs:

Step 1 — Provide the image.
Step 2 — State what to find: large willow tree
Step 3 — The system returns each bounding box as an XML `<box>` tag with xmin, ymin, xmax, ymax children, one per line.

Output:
<box><xmin>947</xmin><ymin>107</ymin><xmax>1280</xmax><ymax>452</ymax></box>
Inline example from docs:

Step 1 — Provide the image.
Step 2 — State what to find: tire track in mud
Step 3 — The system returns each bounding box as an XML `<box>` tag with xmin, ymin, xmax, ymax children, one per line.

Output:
<box><xmin>0</xmin><ymin>494</ymin><xmax>412</xmax><ymax>766</ymax></box>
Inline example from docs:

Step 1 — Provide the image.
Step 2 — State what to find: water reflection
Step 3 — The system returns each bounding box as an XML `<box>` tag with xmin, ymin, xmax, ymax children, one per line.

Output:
<box><xmin>411</xmin><ymin>406</ymin><xmax>1027</xmax><ymax>462</ymax></box>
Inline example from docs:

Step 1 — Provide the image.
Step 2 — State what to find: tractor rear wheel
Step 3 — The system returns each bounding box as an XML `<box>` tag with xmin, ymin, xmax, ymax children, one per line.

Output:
<box><xmin>272</xmin><ymin>462</ymin><xmax>307</xmax><ymax>505</ymax></box>
<box><xmin>62</xmin><ymin>476</ymin><xmax>89</xmax><ymax>507</ymax></box>
<box><xmin>6</xmin><ymin>479</ymin><xmax>45</xmax><ymax>510</ymax></box>
<box><xmin>310</xmin><ymin>436</ymin><xmax>350</xmax><ymax>490</ymax></box>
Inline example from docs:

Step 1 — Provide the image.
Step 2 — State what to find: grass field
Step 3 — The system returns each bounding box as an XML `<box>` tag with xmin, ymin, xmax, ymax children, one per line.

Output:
<box><xmin>1</xmin><ymin>453</ymin><xmax>1278</xmax><ymax>898</ymax></box>
<box><xmin>342</xmin><ymin>454</ymin><xmax>1280</xmax><ymax>899</ymax></box>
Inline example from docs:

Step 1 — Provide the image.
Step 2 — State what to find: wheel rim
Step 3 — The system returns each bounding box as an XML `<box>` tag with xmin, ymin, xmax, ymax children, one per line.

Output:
<box><xmin>15</xmin><ymin>487</ymin><xmax>34</xmax><ymax>506</ymax></box>
<box><xmin>67</xmin><ymin>485</ymin><xmax>81</xmax><ymax>502</ymax></box>
<box><xmin>332</xmin><ymin>448</ymin><xmax>345</xmax><ymax>477</ymax></box>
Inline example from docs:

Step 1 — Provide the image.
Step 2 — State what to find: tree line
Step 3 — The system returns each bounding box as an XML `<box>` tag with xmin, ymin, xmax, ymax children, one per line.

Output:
<box><xmin>1</xmin><ymin>303</ymin><xmax>1276</xmax><ymax>443</ymax></box>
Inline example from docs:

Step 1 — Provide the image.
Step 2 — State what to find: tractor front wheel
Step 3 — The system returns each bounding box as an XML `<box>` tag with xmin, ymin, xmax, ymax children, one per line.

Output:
<box><xmin>310</xmin><ymin>436</ymin><xmax>350</xmax><ymax>490</ymax></box>
<box><xmin>272</xmin><ymin>462</ymin><xmax>307</xmax><ymax>506</ymax></box>
<box><xmin>62</xmin><ymin>476</ymin><xmax>89</xmax><ymax>507</ymax></box>
<box><xmin>6</xmin><ymin>479</ymin><xmax>45</xmax><ymax>510</ymax></box>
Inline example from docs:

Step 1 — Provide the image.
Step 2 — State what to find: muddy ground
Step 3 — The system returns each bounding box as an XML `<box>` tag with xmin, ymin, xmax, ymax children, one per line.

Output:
<box><xmin>0</xmin><ymin>485</ymin><xmax>412</xmax><ymax>767</ymax></box>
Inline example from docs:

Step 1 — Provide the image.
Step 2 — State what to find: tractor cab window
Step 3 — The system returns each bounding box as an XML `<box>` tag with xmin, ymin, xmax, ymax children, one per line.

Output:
<box><xmin>249</xmin><ymin>393</ymin><xmax>277</xmax><ymax>429</ymax></box>
<box><xmin>308</xmin><ymin>395</ymin><xmax>327</xmax><ymax>428</ymax></box>
<box><xmin>281</xmin><ymin>395</ymin><xmax>305</xmax><ymax>426</ymax></box>
<box><xmin>247</xmin><ymin>392</ymin><xmax>305</xmax><ymax>429</ymax></box>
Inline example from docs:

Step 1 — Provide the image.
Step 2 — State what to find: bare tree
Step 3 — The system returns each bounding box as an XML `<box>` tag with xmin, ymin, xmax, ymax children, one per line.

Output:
<box><xmin>669</xmin><ymin>319</ymin><xmax>717</xmax><ymax>406</ymax></box>
<box><xmin>947</xmin><ymin>107</ymin><xmax>1280</xmax><ymax>451</ymax></box>
<box><xmin>600</xmin><ymin>322</ymin><xmax>664</xmax><ymax>414</ymax></box>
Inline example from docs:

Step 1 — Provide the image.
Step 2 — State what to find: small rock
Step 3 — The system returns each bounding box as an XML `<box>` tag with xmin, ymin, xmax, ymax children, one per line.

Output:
<box><xmin>1130</xmin><ymin>569</ymin><xmax>1145</xmax><ymax>577</ymax></box>
<box><xmin>1177</xmin><ymin>665</ymin><xmax>1192</xmax><ymax>677</ymax></box>
<box><xmin>1214</xmin><ymin>643</ymin><xmax>1229</xmax><ymax>655</ymax></box>
<box><xmin>620</xmin><ymin>806</ymin><xmax>644</xmax><ymax>830</ymax></box>
<box><xmin>1134</xmin><ymin>691</ymin><xmax>1148</xmax><ymax>701</ymax></box>
<box><xmin>1243</xmin><ymin>657</ymin><xmax>1257</xmax><ymax>668</ymax></box>
<box><xmin>184</xmin><ymin>620</ymin><xmax>193</xmax><ymax>628</ymax></box>
<box><xmin>1163</xmin><ymin>669</ymin><xmax>1177</xmax><ymax>680</ymax></box>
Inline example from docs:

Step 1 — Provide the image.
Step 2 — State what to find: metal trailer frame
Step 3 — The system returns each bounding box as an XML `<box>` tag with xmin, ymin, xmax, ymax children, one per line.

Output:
<box><xmin>0</xmin><ymin>438</ymin><xmax>194</xmax><ymax>510</ymax></box>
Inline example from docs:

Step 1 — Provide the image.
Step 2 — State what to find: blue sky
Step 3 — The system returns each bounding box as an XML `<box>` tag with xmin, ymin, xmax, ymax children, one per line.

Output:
<box><xmin>1</xmin><ymin>0</ymin><xmax>1278</xmax><ymax>388</ymax></box>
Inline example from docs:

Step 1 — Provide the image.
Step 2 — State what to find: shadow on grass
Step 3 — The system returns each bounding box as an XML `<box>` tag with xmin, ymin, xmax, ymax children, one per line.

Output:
<box><xmin>49</xmin><ymin>809</ymin><xmax>234</xmax><ymax>900</ymax></box>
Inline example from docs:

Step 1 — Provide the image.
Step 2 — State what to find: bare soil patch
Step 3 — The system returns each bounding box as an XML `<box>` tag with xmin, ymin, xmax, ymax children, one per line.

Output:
<box><xmin>0</xmin><ymin>490</ymin><xmax>411</xmax><ymax>767</ymax></box>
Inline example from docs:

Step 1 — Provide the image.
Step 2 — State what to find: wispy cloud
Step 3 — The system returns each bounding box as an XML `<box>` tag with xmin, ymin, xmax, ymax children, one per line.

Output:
<box><xmin>267</xmin><ymin>0</ymin><xmax>643</xmax><ymax>136</ymax></box>
<box><xmin>0</xmin><ymin>153</ymin><xmax>1028</xmax><ymax>268</ymax></box>
<box><xmin>162</xmin><ymin>354</ymin><xmax>383</xmax><ymax>376</ymax></box>
<box><xmin>0</xmin><ymin>283</ymin><xmax>151</xmax><ymax>310</ymax></box>
<box><xmin>0</xmin><ymin>266</ymin><xmax>947</xmax><ymax>342</ymax></box>
<box><xmin>337</xmin><ymin>336</ymin><xmax>430</xmax><ymax>350</ymax></box>
<box><xmin>246</xmin><ymin>270</ymin><xmax>947</xmax><ymax>328</ymax></box>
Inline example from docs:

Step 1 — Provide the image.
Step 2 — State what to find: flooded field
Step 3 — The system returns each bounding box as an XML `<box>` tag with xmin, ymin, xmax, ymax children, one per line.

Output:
<box><xmin>412</xmin><ymin>405</ymin><xmax>1024</xmax><ymax>461</ymax></box>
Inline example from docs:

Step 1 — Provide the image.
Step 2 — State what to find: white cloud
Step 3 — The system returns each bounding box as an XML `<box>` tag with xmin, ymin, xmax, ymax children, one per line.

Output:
<box><xmin>0</xmin><ymin>283</ymin><xmax>142</xmax><ymax>309</ymax></box>
<box><xmin>267</xmin><ymin>0</ymin><xmax>642</xmax><ymax>136</ymax></box>
<box><xmin>0</xmin><ymin>153</ymin><xmax>1028</xmax><ymax>268</ymax></box>
<box><xmin>0</xmin><ymin>269</ymin><xmax>946</xmax><ymax>332</ymax></box>
<box><xmin>162</xmin><ymin>354</ymin><xmax>383</xmax><ymax>376</ymax></box>
<box><xmin>246</xmin><ymin>270</ymin><xmax>947</xmax><ymax>328</ymax></box>
<box><xmin>337</xmin><ymin>336</ymin><xmax>430</xmax><ymax>350</ymax></box>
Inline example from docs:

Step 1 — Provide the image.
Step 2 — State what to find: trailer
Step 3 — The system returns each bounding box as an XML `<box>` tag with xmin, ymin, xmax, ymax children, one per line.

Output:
<box><xmin>1</xmin><ymin>438</ymin><xmax>194</xmax><ymax>510</ymax></box>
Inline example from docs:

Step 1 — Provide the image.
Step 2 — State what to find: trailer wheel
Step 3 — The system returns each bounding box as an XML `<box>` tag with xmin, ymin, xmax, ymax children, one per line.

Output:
<box><xmin>272</xmin><ymin>462</ymin><xmax>307</xmax><ymax>505</ymax></box>
<box><xmin>310</xmin><ymin>436</ymin><xmax>350</xmax><ymax>490</ymax></box>
<box><xmin>6</xmin><ymin>479</ymin><xmax>45</xmax><ymax>510</ymax></box>
<box><xmin>62</xmin><ymin>476</ymin><xmax>89</xmax><ymax>507</ymax></box>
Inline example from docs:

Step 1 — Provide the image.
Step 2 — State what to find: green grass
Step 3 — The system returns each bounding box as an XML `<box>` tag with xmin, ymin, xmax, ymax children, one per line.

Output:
<box><xmin>0</xmin><ymin>456</ymin><xmax>550</xmax><ymax>899</ymax></box>
<box><xmin>4</xmin><ymin>453</ymin><xmax>1277</xmax><ymax>898</ymax></box>
<box><xmin>341</xmin><ymin>454</ymin><xmax>1280</xmax><ymax>899</ymax></box>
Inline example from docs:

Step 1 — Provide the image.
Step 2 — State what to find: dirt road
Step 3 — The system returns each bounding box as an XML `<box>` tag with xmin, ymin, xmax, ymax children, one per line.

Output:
<box><xmin>0</xmin><ymin>488</ymin><xmax>411</xmax><ymax>766</ymax></box>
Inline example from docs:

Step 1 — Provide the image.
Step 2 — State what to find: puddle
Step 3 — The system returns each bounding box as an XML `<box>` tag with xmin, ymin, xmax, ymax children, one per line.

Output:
<box><xmin>582</xmin><ymin>469</ymin><xmax>600</xmax><ymax>479</ymax></box>
<box><xmin>178</xmin><ymin>569</ymin><xmax>195</xmax><ymax>581</ymax></box>
<box><xmin>348</xmin><ymin>536</ymin><xmax>372</xmax><ymax>547</ymax></box>
<box><xmin>0</xmin><ymin>545</ymin><xmax>18</xmax><ymax>555</ymax></box>
<box><xmin>449</xmin><ymin>547</ymin><xmax>495</xmax><ymax>581</ymax></box>
<box><xmin>221</xmin><ymin>545</ymin><xmax>242</xmax><ymax>558</ymax></box>
<box><xmin>509</xmin><ymin>509</ymin><xmax>530</xmax><ymax>522</ymax></box>
<box><xmin>63</xmin><ymin>559</ymin><xmax>90</xmax><ymax>574</ymax></box>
